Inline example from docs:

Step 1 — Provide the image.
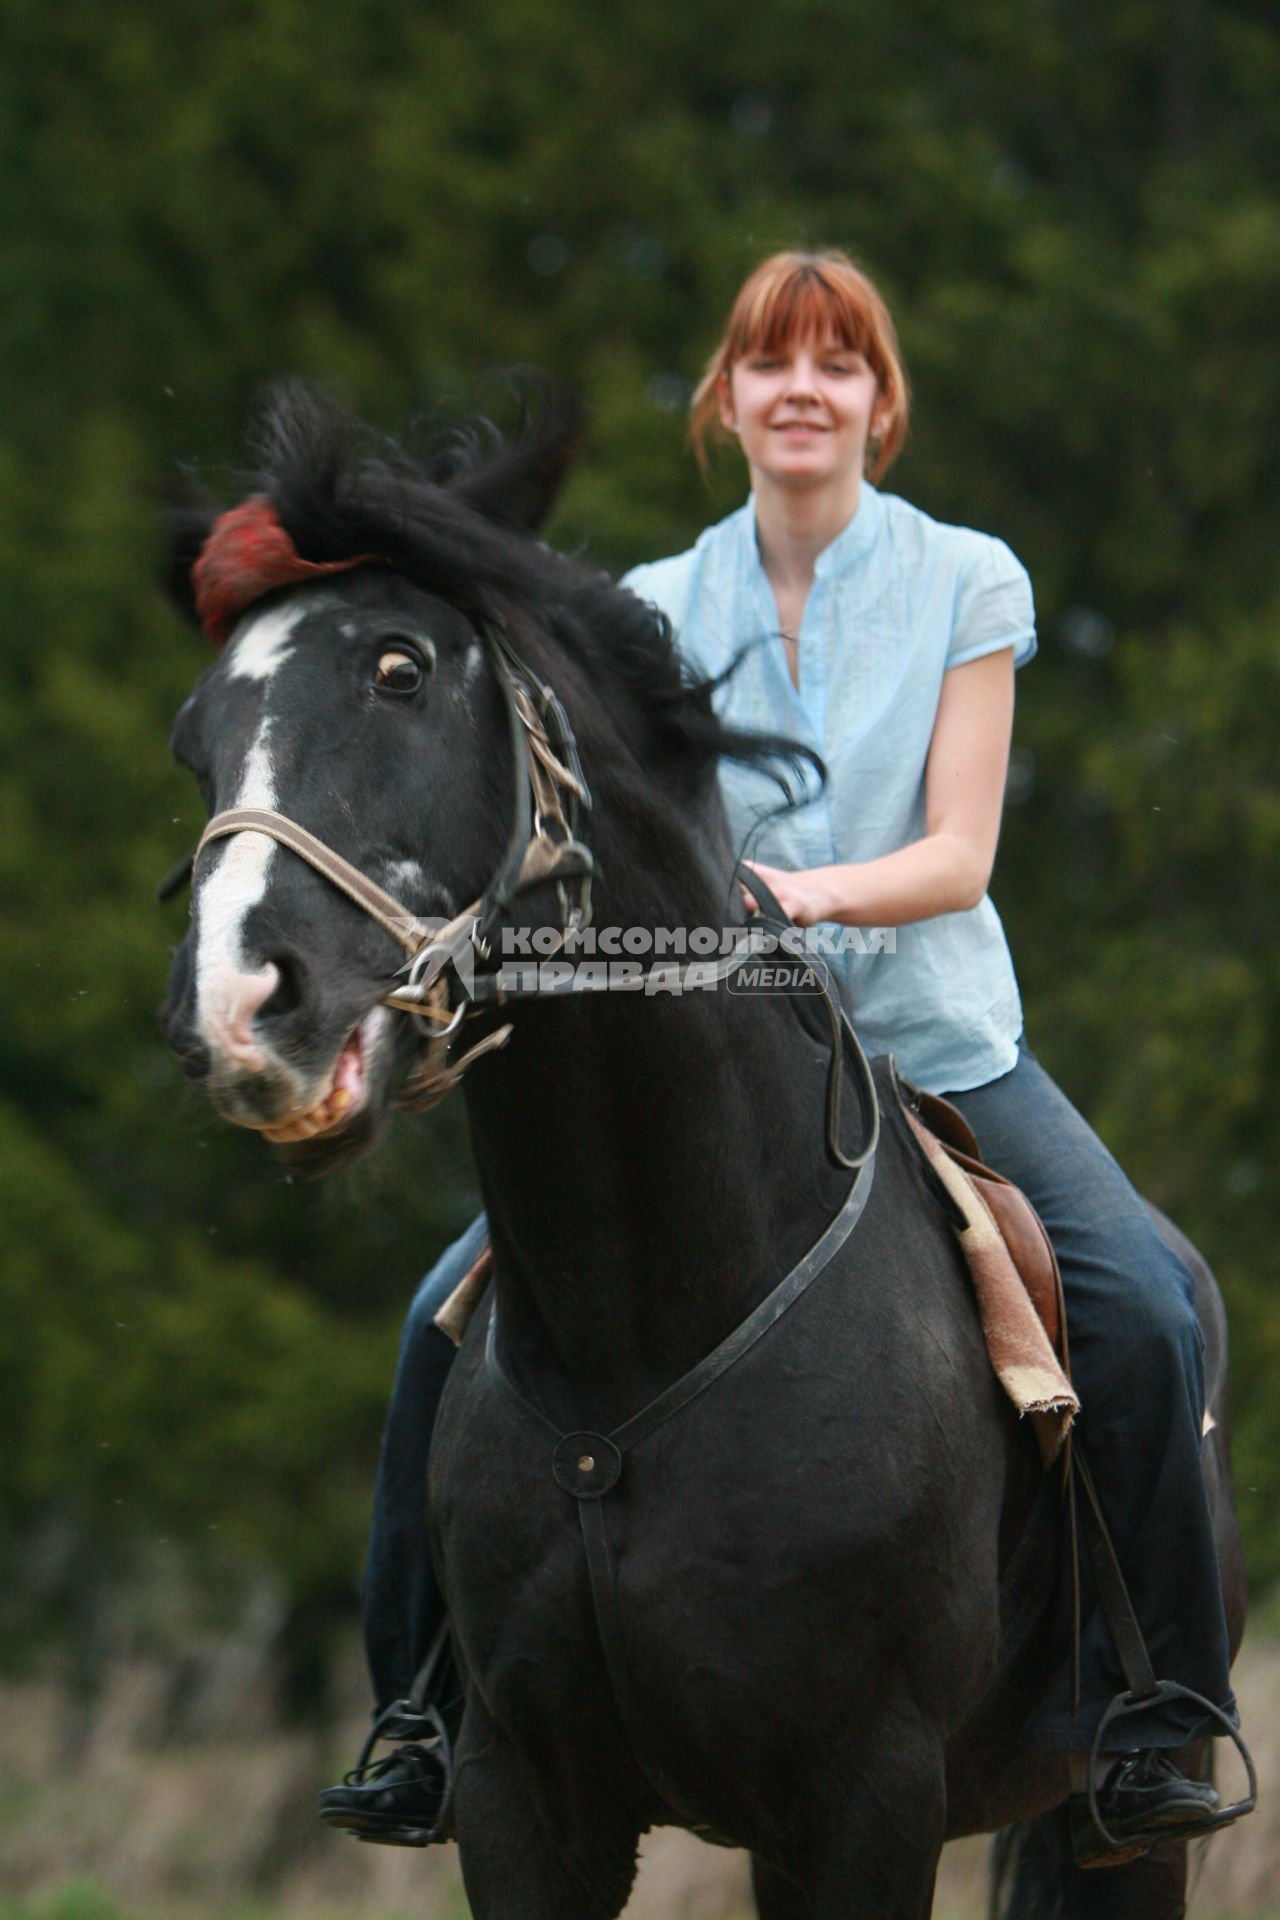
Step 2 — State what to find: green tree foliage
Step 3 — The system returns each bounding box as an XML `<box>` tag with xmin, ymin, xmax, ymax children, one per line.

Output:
<box><xmin>2</xmin><ymin>0</ymin><xmax>1278</xmax><ymax>1655</ymax></box>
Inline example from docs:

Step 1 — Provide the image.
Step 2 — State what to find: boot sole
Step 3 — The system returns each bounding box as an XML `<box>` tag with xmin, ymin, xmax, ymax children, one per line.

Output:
<box><xmin>1071</xmin><ymin>1796</ymin><xmax>1238</xmax><ymax>1871</ymax></box>
<box><xmin>320</xmin><ymin>1807</ymin><xmax>439</xmax><ymax>1846</ymax></box>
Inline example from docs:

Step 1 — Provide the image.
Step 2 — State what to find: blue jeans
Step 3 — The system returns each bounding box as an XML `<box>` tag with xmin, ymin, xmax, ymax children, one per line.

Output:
<box><xmin>944</xmin><ymin>1040</ymin><xmax>1235</xmax><ymax>1746</ymax></box>
<box><xmin>362</xmin><ymin>1210</ymin><xmax>489</xmax><ymax>1713</ymax></box>
<box><xmin>362</xmin><ymin>1041</ymin><xmax>1235</xmax><ymax>1747</ymax></box>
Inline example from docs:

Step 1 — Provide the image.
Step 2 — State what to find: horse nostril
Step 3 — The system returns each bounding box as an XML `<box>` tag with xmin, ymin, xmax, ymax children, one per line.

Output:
<box><xmin>260</xmin><ymin>952</ymin><xmax>305</xmax><ymax>1020</ymax></box>
<box><xmin>177</xmin><ymin>1038</ymin><xmax>212</xmax><ymax>1081</ymax></box>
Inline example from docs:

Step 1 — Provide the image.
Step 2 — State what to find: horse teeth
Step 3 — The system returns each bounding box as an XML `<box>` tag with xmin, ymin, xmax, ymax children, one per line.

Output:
<box><xmin>258</xmin><ymin>1080</ymin><xmax>354</xmax><ymax>1144</ymax></box>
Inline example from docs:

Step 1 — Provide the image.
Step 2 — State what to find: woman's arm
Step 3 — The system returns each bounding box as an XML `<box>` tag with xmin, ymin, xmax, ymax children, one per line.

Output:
<box><xmin>743</xmin><ymin>648</ymin><xmax>1016</xmax><ymax>928</ymax></box>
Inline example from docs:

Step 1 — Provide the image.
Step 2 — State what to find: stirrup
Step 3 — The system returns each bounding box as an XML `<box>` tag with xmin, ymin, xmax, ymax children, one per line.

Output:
<box><xmin>1079</xmin><ymin>1680</ymin><xmax>1256</xmax><ymax>1863</ymax></box>
<box><xmin>359</xmin><ymin>1696</ymin><xmax>446</xmax><ymax>1749</ymax></box>
<box><xmin>344</xmin><ymin>1696</ymin><xmax>455</xmax><ymax>1846</ymax></box>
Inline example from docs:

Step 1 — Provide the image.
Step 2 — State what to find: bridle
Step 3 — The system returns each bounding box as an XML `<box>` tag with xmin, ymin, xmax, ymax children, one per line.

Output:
<box><xmin>180</xmin><ymin>619</ymin><xmax>877</xmax><ymax>1171</ymax></box>
<box><xmin>191</xmin><ymin>625</ymin><xmax>596</xmax><ymax>1110</ymax></box>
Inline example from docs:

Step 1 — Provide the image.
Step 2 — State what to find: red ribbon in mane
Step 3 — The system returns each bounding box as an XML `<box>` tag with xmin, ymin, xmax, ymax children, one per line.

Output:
<box><xmin>192</xmin><ymin>495</ymin><xmax>378</xmax><ymax>646</ymax></box>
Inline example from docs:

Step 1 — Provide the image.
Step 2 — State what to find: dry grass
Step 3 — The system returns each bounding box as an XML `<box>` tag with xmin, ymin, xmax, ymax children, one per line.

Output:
<box><xmin>2</xmin><ymin>1635</ymin><xmax>1277</xmax><ymax>1918</ymax></box>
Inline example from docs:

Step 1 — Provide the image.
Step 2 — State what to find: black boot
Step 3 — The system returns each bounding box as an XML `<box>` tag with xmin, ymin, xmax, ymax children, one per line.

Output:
<box><xmin>319</xmin><ymin>1701</ymin><xmax>454</xmax><ymax>1846</ymax></box>
<box><xmin>1070</xmin><ymin>1749</ymin><xmax>1223</xmax><ymax>1869</ymax></box>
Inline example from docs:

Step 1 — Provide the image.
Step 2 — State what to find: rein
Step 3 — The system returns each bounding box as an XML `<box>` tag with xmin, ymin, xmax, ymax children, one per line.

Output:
<box><xmin>179</xmin><ymin>601</ymin><xmax>885</xmax><ymax>1827</ymax></box>
<box><xmin>185</xmin><ymin>621</ymin><xmax>865</xmax><ymax>1163</ymax></box>
<box><xmin>482</xmin><ymin>875</ymin><xmax>879</xmax><ymax>1824</ymax></box>
<box><xmin>191</xmin><ymin>625</ymin><xmax>596</xmax><ymax>1108</ymax></box>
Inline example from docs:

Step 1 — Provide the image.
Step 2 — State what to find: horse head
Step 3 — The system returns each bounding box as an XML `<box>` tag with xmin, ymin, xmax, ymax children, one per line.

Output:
<box><xmin>161</xmin><ymin>386</ymin><xmax>591</xmax><ymax>1158</ymax></box>
<box><xmin>159</xmin><ymin>385</ymin><xmax>784</xmax><ymax>1171</ymax></box>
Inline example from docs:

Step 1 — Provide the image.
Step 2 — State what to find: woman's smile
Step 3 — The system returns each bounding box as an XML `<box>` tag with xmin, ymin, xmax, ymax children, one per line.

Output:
<box><xmin>720</xmin><ymin>334</ymin><xmax>883</xmax><ymax>494</ymax></box>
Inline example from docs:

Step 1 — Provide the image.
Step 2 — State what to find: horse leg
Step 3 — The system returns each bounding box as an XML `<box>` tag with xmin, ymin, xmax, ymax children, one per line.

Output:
<box><xmin>452</xmin><ymin>1691</ymin><xmax>640</xmax><ymax>1920</ymax></box>
<box><xmin>791</xmin><ymin>1727</ymin><xmax>947</xmax><ymax>1920</ymax></box>
<box><xmin>992</xmin><ymin>1808</ymin><xmax>1189</xmax><ymax>1920</ymax></box>
<box><xmin>1057</xmin><ymin>1835</ymin><xmax>1188</xmax><ymax>1920</ymax></box>
<box><xmin>751</xmin><ymin>1854</ymin><xmax>812</xmax><ymax>1919</ymax></box>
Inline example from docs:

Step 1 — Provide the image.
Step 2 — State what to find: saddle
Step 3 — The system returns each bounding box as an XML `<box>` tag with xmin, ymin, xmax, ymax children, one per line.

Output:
<box><xmin>889</xmin><ymin>1058</ymin><xmax>1077</xmax><ymax>1467</ymax></box>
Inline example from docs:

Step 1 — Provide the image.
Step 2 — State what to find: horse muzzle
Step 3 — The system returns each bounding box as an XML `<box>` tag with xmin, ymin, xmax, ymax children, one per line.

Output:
<box><xmin>205</xmin><ymin>1003</ymin><xmax>390</xmax><ymax>1143</ymax></box>
<box><xmin>162</xmin><ymin>930</ymin><xmax>392</xmax><ymax>1142</ymax></box>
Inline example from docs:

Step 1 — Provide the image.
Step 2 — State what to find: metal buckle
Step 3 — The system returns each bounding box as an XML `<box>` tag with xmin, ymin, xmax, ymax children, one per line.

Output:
<box><xmin>406</xmin><ymin>928</ymin><xmax>470</xmax><ymax>996</ymax></box>
<box><xmin>418</xmin><ymin>1000</ymin><xmax>467</xmax><ymax>1039</ymax></box>
<box><xmin>532</xmin><ymin>807</ymin><xmax>566</xmax><ymax>843</ymax></box>
<box><xmin>383</xmin><ymin>920</ymin><xmax>481</xmax><ymax>1010</ymax></box>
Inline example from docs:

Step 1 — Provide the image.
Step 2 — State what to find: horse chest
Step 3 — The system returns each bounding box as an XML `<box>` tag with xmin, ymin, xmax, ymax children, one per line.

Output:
<box><xmin>435</xmin><ymin>1340</ymin><xmax>968</xmax><ymax>1743</ymax></box>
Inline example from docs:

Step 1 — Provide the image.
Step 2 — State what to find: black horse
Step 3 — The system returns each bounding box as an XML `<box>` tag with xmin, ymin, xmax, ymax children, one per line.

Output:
<box><xmin>159</xmin><ymin>388</ymin><xmax>1247</xmax><ymax>1919</ymax></box>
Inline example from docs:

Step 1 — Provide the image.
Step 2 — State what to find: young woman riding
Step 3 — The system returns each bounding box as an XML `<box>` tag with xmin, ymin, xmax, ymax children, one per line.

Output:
<box><xmin>319</xmin><ymin>249</ymin><xmax>1239</xmax><ymax>1861</ymax></box>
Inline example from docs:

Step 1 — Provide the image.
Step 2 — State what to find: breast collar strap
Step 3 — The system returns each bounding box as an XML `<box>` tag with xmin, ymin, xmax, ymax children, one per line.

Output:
<box><xmin>183</xmin><ymin>620</ymin><xmax>884</xmax><ymax>1822</ymax></box>
<box><xmin>481</xmin><ymin>975</ymin><xmax>879</xmax><ymax>1824</ymax></box>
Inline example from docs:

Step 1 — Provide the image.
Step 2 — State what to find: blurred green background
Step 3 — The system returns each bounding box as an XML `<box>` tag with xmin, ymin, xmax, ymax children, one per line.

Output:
<box><xmin>3</xmin><ymin>0</ymin><xmax>1278</xmax><ymax>1782</ymax></box>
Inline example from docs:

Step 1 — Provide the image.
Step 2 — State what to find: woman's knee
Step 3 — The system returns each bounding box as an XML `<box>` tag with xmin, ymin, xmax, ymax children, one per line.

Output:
<box><xmin>1069</xmin><ymin>1236</ymin><xmax>1205</xmax><ymax>1409</ymax></box>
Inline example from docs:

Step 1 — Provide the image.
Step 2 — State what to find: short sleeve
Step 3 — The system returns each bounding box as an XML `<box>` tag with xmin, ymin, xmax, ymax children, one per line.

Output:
<box><xmin>946</xmin><ymin>535</ymin><xmax>1037</xmax><ymax>672</ymax></box>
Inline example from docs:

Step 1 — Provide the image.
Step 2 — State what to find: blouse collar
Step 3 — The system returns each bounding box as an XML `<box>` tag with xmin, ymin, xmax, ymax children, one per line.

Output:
<box><xmin>744</xmin><ymin>480</ymin><xmax>884</xmax><ymax>582</ymax></box>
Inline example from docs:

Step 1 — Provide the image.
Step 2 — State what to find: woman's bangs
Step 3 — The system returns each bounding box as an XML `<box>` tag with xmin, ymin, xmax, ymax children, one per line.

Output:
<box><xmin>736</xmin><ymin>270</ymin><xmax>875</xmax><ymax>361</ymax></box>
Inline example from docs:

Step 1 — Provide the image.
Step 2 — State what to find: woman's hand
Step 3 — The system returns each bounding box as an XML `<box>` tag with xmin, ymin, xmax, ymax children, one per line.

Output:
<box><xmin>740</xmin><ymin>861</ymin><xmax>842</xmax><ymax>927</ymax></box>
<box><xmin>741</xmin><ymin>651</ymin><xmax>1017</xmax><ymax>933</ymax></box>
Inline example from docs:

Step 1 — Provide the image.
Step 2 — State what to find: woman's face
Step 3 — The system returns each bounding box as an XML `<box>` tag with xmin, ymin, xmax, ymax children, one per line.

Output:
<box><xmin>718</xmin><ymin>332</ymin><xmax>886</xmax><ymax>491</ymax></box>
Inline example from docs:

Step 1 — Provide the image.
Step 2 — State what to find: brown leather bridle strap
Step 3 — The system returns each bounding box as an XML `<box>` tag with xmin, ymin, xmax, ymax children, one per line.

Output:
<box><xmin>511</xmin><ymin>681</ymin><xmax>587</xmax><ymax>827</ymax></box>
<box><xmin>195</xmin><ymin>807</ymin><xmax>437</xmax><ymax>958</ymax></box>
<box><xmin>173</xmin><ymin>627</ymin><xmax>593</xmax><ymax>1112</ymax></box>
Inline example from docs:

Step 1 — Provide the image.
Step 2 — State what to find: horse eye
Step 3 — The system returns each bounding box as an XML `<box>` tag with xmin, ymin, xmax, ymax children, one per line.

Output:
<box><xmin>374</xmin><ymin>648</ymin><xmax>424</xmax><ymax>695</ymax></box>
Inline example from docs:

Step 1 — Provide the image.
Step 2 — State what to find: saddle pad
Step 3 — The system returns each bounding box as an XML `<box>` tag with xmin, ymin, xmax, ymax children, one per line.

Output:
<box><xmin>435</xmin><ymin>1250</ymin><xmax>493</xmax><ymax>1346</ymax></box>
<box><xmin>898</xmin><ymin>1092</ymin><xmax>1078</xmax><ymax>1466</ymax></box>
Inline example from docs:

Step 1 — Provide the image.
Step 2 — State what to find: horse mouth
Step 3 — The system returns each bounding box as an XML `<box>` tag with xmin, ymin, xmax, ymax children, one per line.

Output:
<box><xmin>256</xmin><ymin>1009</ymin><xmax>386</xmax><ymax>1144</ymax></box>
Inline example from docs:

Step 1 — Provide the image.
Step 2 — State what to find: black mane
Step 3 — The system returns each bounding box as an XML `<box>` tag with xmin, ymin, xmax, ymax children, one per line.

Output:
<box><xmin>169</xmin><ymin>382</ymin><xmax>816</xmax><ymax>801</ymax></box>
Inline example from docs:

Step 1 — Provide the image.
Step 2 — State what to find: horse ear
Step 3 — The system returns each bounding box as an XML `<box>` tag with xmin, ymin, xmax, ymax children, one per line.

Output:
<box><xmin>447</xmin><ymin>388</ymin><xmax>586</xmax><ymax>535</ymax></box>
<box><xmin>163</xmin><ymin>505</ymin><xmax>220</xmax><ymax>629</ymax></box>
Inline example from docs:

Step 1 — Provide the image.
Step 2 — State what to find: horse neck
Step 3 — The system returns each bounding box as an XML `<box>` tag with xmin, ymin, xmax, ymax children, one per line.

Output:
<box><xmin>462</xmin><ymin>819</ymin><xmax>848</xmax><ymax>1428</ymax></box>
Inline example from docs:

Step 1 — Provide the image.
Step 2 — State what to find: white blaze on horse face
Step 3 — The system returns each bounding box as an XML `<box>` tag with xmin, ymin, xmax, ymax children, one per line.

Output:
<box><xmin>225</xmin><ymin>603</ymin><xmax>302</xmax><ymax>681</ymax></box>
<box><xmin>450</xmin><ymin>640</ymin><xmax>484</xmax><ymax>714</ymax></box>
<box><xmin>195</xmin><ymin>714</ymin><xmax>281</xmax><ymax>1069</ymax></box>
<box><xmin>194</xmin><ymin>603</ymin><xmax>305</xmax><ymax>1070</ymax></box>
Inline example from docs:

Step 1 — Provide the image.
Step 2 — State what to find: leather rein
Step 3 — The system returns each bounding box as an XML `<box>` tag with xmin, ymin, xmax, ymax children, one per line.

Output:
<box><xmin>192</xmin><ymin>625</ymin><xmax>596</xmax><ymax>1109</ymax></box>
<box><xmin>181</xmin><ymin>615</ymin><xmax>885</xmax><ymax>1828</ymax></box>
<box><xmin>185</xmin><ymin>622</ymin><xmax>874</xmax><ymax>1167</ymax></box>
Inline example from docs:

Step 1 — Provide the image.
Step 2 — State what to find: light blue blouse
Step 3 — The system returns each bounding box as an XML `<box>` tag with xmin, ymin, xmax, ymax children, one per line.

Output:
<box><xmin>620</xmin><ymin>483</ymin><xmax>1036</xmax><ymax>1093</ymax></box>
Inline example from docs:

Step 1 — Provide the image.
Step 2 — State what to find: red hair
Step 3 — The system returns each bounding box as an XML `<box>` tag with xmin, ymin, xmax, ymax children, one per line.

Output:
<box><xmin>689</xmin><ymin>250</ymin><xmax>910</xmax><ymax>481</ymax></box>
